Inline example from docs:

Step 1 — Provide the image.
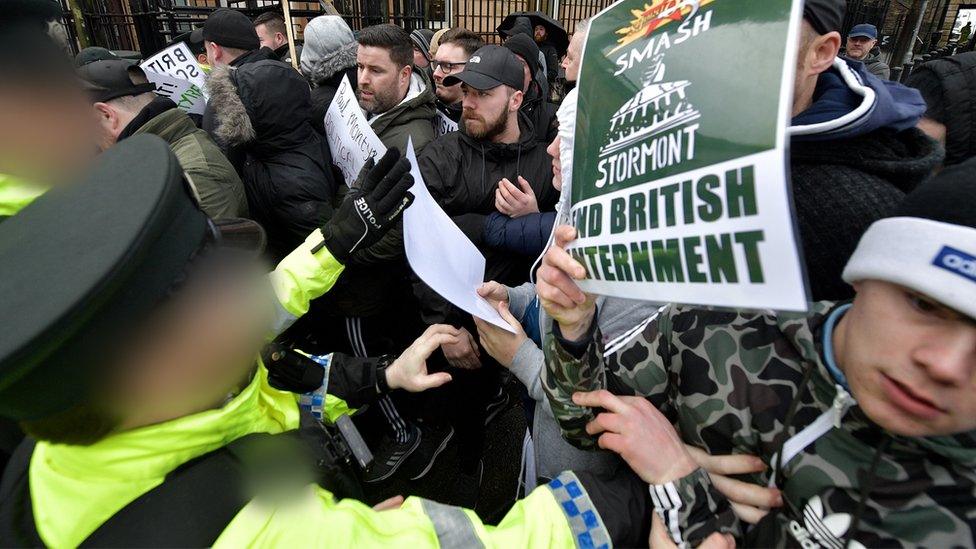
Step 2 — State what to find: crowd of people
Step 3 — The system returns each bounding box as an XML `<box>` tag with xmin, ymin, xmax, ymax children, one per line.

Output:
<box><xmin>0</xmin><ymin>0</ymin><xmax>975</xmax><ymax>546</ymax></box>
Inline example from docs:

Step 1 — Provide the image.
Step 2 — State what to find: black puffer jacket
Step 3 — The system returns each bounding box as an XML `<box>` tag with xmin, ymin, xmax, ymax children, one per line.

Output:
<box><xmin>416</xmin><ymin>113</ymin><xmax>557</xmax><ymax>326</ymax></box>
<box><xmin>790</xmin><ymin>127</ymin><xmax>942</xmax><ymax>300</ymax></box>
<box><xmin>202</xmin><ymin>47</ymin><xmax>277</xmax><ymax>146</ymax></box>
<box><xmin>208</xmin><ymin>59</ymin><xmax>338</xmax><ymax>262</ymax></box>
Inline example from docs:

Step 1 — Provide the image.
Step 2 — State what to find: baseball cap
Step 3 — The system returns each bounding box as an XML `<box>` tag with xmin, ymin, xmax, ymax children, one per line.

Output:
<box><xmin>203</xmin><ymin>8</ymin><xmax>260</xmax><ymax>51</ymax></box>
<box><xmin>0</xmin><ymin>135</ymin><xmax>266</xmax><ymax>421</ymax></box>
<box><xmin>74</xmin><ymin>46</ymin><xmax>129</xmax><ymax>67</ymax></box>
<box><xmin>77</xmin><ymin>59</ymin><xmax>157</xmax><ymax>102</ymax></box>
<box><xmin>849</xmin><ymin>24</ymin><xmax>878</xmax><ymax>40</ymax></box>
<box><xmin>443</xmin><ymin>45</ymin><xmax>524</xmax><ymax>91</ymax></box>
<box><xmin>803</xmin><ymin>0</ymin><xmax>846</xmax><ymax>35</ymax></box>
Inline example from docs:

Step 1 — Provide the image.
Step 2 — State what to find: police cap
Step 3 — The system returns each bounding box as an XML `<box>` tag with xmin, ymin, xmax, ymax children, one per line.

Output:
<box><xmin>0</xmin><ymin>135</ymin><xmax>265</xmax><ymax>420</ymax></box>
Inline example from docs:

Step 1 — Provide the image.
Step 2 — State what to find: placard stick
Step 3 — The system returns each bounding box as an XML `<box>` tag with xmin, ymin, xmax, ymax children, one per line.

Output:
<box><xmin>281</xmin><ymin>0</ymin><xmax>299</xmax><ymax>70</ymax></box>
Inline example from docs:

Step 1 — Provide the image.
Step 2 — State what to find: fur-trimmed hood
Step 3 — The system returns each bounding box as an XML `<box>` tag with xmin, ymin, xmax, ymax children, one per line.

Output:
<box><xmin>205</xmin><ymin>59</ymin><xmax>315</xmax><ymax>154</ymax></box>
<box><xmin>303</xmin><ymin>41</ymin><xmax>358</xmax><ymax>87</ymax></box>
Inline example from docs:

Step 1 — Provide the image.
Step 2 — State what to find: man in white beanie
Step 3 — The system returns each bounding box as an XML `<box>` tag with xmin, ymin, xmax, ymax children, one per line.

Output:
<box><xmin>538</xmin><ymin>158</ymin><xmax>976</xmax><ymax>547</ymax></box>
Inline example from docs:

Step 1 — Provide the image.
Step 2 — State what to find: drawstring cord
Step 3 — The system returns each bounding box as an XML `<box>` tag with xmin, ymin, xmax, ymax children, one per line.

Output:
<box><xmin>846</xmin><ymin>436</ymin><xmax>891</xmax><ymax>548</ymax></box>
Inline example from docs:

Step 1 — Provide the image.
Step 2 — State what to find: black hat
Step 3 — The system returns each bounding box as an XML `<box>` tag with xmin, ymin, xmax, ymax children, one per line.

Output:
<box><xmin>203</xmin><ymin>8</ymin><xmax>259</xmax><ymax>51</ymax></box>
<box><xmin>410</xmin><ymin>28</ymin><xmax>434</xmax><ymax>64</ymax></box>
<box><xmin>77</xmin><ymin>59</ymin><xmax>157</xmax><ymax>102</ymax></box>
<box><xmin>74</xmin><ymin>46</ymin><xmax>126</xmax><ymax>68</ymax></box>
<box><xmin>0</xmin><ymin>135</ymin><xmax>265</xmax><ymax>421</ymax></box>
<box><xmin>803</xmin><ymin>0</ymin><xmax>846</xmax><ymax>35</ymax></box>
<box><xmin>503</xmin><ymin>33</ymin><xmax>540</xmax><ymax>79</ymax></box>
<box><xmin>443</xmin><ymin>45</ymin><xmax>524</xmax><ymax>91</ymax></box>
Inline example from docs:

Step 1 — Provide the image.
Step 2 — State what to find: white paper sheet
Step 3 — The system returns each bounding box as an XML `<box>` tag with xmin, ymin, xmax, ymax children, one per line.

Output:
<box><xmin>402</xmin><ymin>139</ymin><xmax>516</xmax><ymax>333</ymax></box>
<box><xmin>140</xmin><ymin>42</ymin><xmax>208</xmax><ymax>97</ymax></box>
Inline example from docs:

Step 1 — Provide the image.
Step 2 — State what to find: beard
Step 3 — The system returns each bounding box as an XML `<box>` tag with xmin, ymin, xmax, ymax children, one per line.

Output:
<box><xmin>463</xmin><ymin>105</ymin><xmax>510</xmax><ymax>141</ymax></box>
<box><xmin>358</xmin><ymin>84</ymin><xmax>401</xmax><ymax>115</ymax></box>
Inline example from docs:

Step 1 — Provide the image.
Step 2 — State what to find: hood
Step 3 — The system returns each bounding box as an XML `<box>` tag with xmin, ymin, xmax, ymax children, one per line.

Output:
<box><xmin>778</xmin><ymin>302</ymin><xmax>976</xmax><ymax>466</ymax></box>
<box><xmin>504</xmin><ymin>16</ymin><xmax>534</xmax><ymax>40</ymax></box>
<box><xmin>368</xmin><ymin>70</ymin><xmax>436</xmax><ymax>135</ymax></box>
<box><xmin>300</xmin><ymin>15</ymin><xmax>356</xmax><ymax>80</ymax></box>
<box><xmin>303</xmin><ymin>40</ymin><xmax>357</xmax><ymax>86</ymax></box>
<box><xmin>791</xmin><ymin>57</ymin><xmax>926</xmax><ymax>142</ymax></box>
<box><xmin>207</xmin><ymin>60</ymin><xmax>314</xmax><ymax>154</ymax></box>
<box><xmin>131</xmin><ymin>100</ymin><xmax>198</xmax><ymax>144</ymax></box>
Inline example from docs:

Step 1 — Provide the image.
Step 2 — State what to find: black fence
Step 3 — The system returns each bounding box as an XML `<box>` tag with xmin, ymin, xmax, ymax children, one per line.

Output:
<box><xmin>65</xmin><ymin>0</ymin><xmax>612</xmax><ymax>58</ymax></box>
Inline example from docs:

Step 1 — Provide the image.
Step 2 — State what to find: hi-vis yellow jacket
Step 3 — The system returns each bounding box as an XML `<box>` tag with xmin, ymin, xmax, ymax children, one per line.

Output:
<box><xmin>0</xmin><ymin>174</ymin><xmax>45</xmax><ymax>219</ymax></box>
<box><xmin>28</xmin><ymin>230</ymin><xmax>611</xmax><ymax>548</ymax></box>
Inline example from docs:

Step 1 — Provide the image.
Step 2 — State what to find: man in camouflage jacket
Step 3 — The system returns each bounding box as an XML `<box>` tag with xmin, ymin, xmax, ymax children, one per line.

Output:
<box><xmin>538</xmin><ymin>162</ymin><xmax>976</xmax><ymax>547</ymax></box>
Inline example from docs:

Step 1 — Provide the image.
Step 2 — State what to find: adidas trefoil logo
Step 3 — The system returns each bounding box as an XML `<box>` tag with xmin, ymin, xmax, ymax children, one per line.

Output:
<box><xmin>787</xmin><ymin>495</ymin><xmax>866</xmax><ymax>549</ymax></box>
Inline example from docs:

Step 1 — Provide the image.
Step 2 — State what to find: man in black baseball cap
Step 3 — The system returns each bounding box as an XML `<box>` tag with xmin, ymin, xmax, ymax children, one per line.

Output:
<box><xmin>78</xmin><ymin>59</ymin><xmax>249</xmax><ymax>220</ymax></box>
<box><xmin>414</xmin><ymin>44</ymin><xmax>558</xmax><ymax>450</ymax></box>
<box><xmin>802</xmin><ymin>0</ymin><xmax>845</xmax><ymax>36</ymax></box>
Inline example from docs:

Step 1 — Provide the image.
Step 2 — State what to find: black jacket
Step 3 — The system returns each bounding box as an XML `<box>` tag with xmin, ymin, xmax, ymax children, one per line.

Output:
<box><xmin>790</xmin><ymin>127</ymin><xmax>942</xmax><ymax>300</ymax></box>
<box><xmin>202</xmin><ymin>47</ymin><xmax>277</xmax><ymax>147</ymax></box>
<box><xmin>416</xmin><ymin>114</ymin><xmax>558</xmax><ymax>326</ymax></box>
<box><xmin>906</xmin><ymin>51</ymin><xmax>976</xmax><ymax>165</ymax></box>
<box><xmin>522</xmin><ymin>80</ymin><xmax>557</xmax><ymax>144</ymax></box>
<box><xmin>207</xmin><ymin>59</ymin><xmax>338</xmax><ymax>262</ymax></box>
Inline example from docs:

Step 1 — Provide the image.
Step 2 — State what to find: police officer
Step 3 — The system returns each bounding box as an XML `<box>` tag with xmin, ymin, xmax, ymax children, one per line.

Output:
<box><xmin>0</xmin><ymin>137</ymin><xmax>647</xmax><ymax>547</ymax></box>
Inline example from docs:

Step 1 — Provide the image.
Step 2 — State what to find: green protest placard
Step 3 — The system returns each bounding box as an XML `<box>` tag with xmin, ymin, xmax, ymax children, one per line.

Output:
<box><xmin>569</xmin><ymin>0</ymin><xmax>808</xmax><ymax>311</ymax></box>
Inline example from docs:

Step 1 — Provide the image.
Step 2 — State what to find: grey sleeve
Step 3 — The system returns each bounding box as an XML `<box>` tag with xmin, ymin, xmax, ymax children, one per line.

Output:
<box><xmin>509</xmin><ymin>338</ymin><xmax>546</xmax><ymax>404</ymax></box>
<box><xmin>507</xmin><ymin>282</ymin><xmax>537</xmax><ymax>320</ymax></box>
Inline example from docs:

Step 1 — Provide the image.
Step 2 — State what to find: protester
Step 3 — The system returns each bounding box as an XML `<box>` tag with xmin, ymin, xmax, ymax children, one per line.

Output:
<box><xmin>561</xmin><ymin>18</ymin><xmax>588</xmax><ymax>89</ymax></box>
<box><xmin>207</xmin><ymin>43</ymin><xmax>337</xmax><ymax>261</ymax></box>
<box><xmin>786</xmin><ymin>0</ymin><xmax>939</xmax><ymax>300</ymax></box>
<box><xmin>500</xmin><ymin>15</ymin><xmax>554</xmax><ymax>85</ymax></box>
<box><xmin>429</xmin><ymin>27</ymin><xmax>449</xmax><ymax>56</ymax></box>
<box><xmin>310</xmin><ymin>25</ymin><xmax>441</xmax><ymax>483</ymax></box>
<box><xmin>253</xmin><ymin>11</ymin><xmax>299</xmax><ymax>65</ymax></box>
<box><xmin>187</xmin><ymin>28</ymin><xmax>209</xmax><ymax>69</ymax></box>
<box><xmin>357</xmin><ymin>24</ymin><xmax>437</xmax><ymax>153</ymax></box>
<box><xmin>301</xmin><ymin>15</ymin><xmax>358</xmax><ymax>124</ymax></box>
<box><xmin>80</xmin><ymin>60</ymin><xmax>248</xmax><ymax>219</ymax></box>
<box><xmin>200</xmin><ymin>8</ymin><xmax>274</xmax><ymax>143</ymax></box>
<box><xmin>538</xmin><ymin>159</ymin><xmax>976</xmax><ymax>547</ymax></box>
<box><xmin>906</xmin><ymin>51</ymin><xmax>976</xmax><ymax>166</ymax></box>
<box><xmin>0</xmin><ymin>139</ymin><xmax>649</xmax><ymax>548</ymax></box>
<box><xmin>503</xmin><ymin>33</ymin><xmax>557</xmax><ymax>143</ymax></box>
<box><xmin>412</xmin><ymin>46</ymin><xmax>558</xmax><ymax>470</ymax></box>
<box><xmin>844</xmin><ymin>23</ymin><xmax>889</xmax><ymax>80</ymax></box>
<box><xmin>431</xmin><ymin>27</ymin><xmax>483</xmax><ymax>123</ymax></box>
<box><xmin>74</xmin><ymin>46</ymin><xmax>125</xmax><ymax>67</ymax></box>
<box><xmin>418</xmin><ymin>44</ymin><xmax>557</xmax><ymax>363</ymax></box>
<box><xmin>410</xmin><ymin>28</ymin><xmax>434</xmax><ymax>69</ymax></box>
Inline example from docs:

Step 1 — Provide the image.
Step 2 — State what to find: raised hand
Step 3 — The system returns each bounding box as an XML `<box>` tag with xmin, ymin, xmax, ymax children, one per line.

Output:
<box><xmin>318</xmin><ymin>148</ymin><xmax>414</xmax><ymax>263</ymax></box>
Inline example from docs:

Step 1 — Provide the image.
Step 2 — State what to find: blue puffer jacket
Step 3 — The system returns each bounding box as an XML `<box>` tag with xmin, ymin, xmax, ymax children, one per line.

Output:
<box><xmin>483</xmin><ymin>211</ymin><xmax>556</xmax><ymax>258</ymax></box>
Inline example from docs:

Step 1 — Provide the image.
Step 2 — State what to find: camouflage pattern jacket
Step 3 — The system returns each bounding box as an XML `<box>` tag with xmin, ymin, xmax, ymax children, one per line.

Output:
<box><xmin>543</xmin><ymin>301</ymin><xmax>976</xmax><ymax>547</ymax></box>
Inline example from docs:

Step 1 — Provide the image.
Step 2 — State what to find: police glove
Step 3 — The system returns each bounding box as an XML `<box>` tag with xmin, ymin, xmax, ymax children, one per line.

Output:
<box><xmin>315</xmin><ymin>148</ymin><xmax>414</xmax><ymax>263</ymax></box>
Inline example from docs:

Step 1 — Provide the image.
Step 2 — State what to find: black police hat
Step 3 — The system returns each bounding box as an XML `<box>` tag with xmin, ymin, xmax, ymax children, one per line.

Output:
<box><xmin>0</xmin><ymin>135</ymin><xmax>265</xmax><ymax>421</ymax></box>
<box><xmin>203</xmin><ymin>8</ymin><xmax>260</xmax><ymax>51</ymax></box>
<box><xmin>77</xmin><ymin>59</ymin><xmax>157</xmax><ymax>102</ymax></box>
<box><xmin>444</xmin><ymin>45</ymin><xmax>524</xmax><ymax>91</ymax></box>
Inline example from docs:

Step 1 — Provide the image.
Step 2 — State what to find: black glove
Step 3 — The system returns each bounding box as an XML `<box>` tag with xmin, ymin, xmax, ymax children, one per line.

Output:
<box><xmin>316</xmin><ymin>148</ymin><xmax>414</xmax><ymax>263</ymax></box>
